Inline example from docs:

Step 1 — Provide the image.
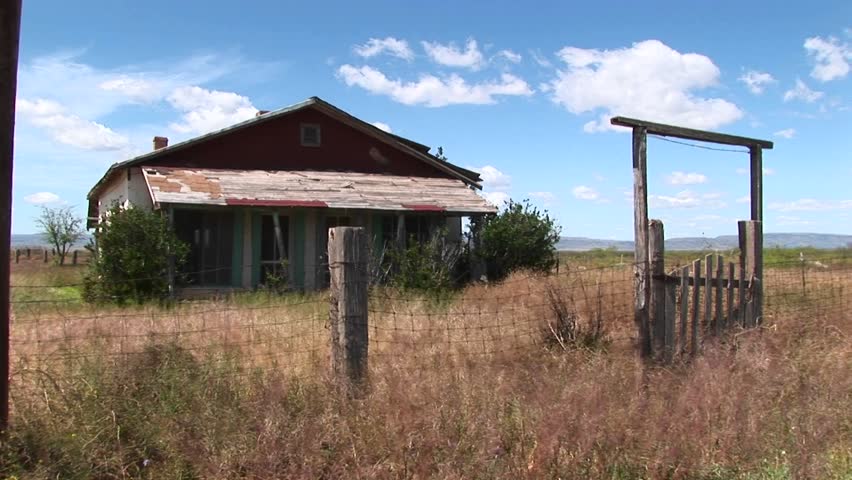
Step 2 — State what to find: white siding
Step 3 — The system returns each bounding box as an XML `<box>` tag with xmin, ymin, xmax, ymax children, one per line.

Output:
<box><xmin>126</xmin><ymin>167</ymin><xmax>153</xmax><ymax>210</ymax></box>
<box><xmin>97</xmin><ymin>168</ymin><xmax>154</xmax><ymax>221</ymax></box>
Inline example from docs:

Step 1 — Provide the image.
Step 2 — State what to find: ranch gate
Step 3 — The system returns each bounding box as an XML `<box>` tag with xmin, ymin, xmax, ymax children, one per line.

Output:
<box><xmin>611</xmin><ymin>117</ymin><xmax>774</xmax><ymax>362</ymax></box>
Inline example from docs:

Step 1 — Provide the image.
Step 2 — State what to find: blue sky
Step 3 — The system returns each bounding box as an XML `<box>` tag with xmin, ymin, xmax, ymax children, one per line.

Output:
<box><xmin>11</xmin><ymin>0</ymin><xmax>852</xmax><ymax>238</ymax></box>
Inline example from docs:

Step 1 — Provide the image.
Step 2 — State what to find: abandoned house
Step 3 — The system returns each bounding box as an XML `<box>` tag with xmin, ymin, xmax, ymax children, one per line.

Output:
<box><xmin>86</xmin><ymin>96</ymin><xmax>496</xmax><ymax>292</ymax></box>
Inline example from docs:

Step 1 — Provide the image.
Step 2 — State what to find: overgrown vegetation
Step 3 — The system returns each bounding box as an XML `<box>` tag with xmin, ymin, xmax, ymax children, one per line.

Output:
<box><xmin>3</xmin><ymin>253</ymin><xmax>852</xmax><ymax>478</ymax></box>
<box><xmin>384</xmin><ymin>229</ymin><xmax>463</xmax><ymax>292</ymax></box>
<box><xmin>474</xmin><ymin>199</ymin><xmax>561</xmax><ymax>281</ymax></box>
<box><xmin>35</xmin><ymin>205</ymin><xmax>84</xmax><ymax>265</ymax></box>
<box><xmin>83</xmin><ymin>205</ymin><xmax>188</xmax><ymax>304</ymax></box>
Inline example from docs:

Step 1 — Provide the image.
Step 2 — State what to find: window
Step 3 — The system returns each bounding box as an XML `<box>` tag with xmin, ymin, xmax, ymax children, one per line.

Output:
<box><xmin>300</xmin><ymin>123</ymin><xmax>321</xmax><ymax>146</ymax></box>
<box><xmin>173</xmin><ymin>210</ymin><xmax>234</xmax><ymax>286</ymax></box>
<box><xmin>260</xmin><ymin>214</ymin><xmax>289</xmax><ymax>285</ymax></box>
<box><xmin>405</xmin><ymin>215</ymin><xmax>433</xmax><ymax>246</ymax></box>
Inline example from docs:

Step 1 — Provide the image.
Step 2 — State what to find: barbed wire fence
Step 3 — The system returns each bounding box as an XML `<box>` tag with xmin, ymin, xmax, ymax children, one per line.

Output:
<box><xmin>6</xmin><ymin>228</ymin><xmax>852</xmax><ymax>402</ymax></box>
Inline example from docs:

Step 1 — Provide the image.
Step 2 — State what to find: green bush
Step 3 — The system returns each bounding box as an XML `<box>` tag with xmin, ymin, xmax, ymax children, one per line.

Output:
<box><xmin>83</xmin><ymin>205</ymin><xmax>188</xmax><ymax>304</ymax></box>
<box><xmin>385</xmin><ymin>230</ymin><xmax>462</xmax><ymax>293</ymax></box>
<box><xmin>473</xmin><ymin>199</ymin><xmax>561</xmax><ymax>281</ymax></box>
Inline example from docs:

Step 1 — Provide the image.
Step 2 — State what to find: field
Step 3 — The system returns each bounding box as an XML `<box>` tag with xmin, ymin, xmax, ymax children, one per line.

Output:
<box><xmin>2</xmin><ymin>251</ymin><xmax>851</xmax><ymax>479</ymax></box>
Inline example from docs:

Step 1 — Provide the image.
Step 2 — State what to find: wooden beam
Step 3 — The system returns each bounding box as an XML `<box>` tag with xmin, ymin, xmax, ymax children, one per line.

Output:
<box><xmin>750</xmin><ymin>147</ymin><xmax>763</xmax><ymax>222</ymax></box>
<box><xmin>0</xmin><ymin>0</ymin><xmax>21</xmax><ymax>434</ymax></box>
<box><xmin>632</xmin><ymin>127</ymin><xmax>651</xmax><ymax>357</ymax></box>
<box><xmin>611</xmin><ymin>116</ymin><xmax>774</xmax><ymax>149</ymax></box>
<box><xmin>649</xmin><ymin>220</ymin><xmax>665</xmax><ymax>358</ymax></box>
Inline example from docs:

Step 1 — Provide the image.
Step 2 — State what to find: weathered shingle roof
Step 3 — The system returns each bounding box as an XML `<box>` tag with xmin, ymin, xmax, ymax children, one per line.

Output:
<box><xmin>143</xmin><ymin>167</ymin><xmax>497</xmax><ymax>214</ymax></box>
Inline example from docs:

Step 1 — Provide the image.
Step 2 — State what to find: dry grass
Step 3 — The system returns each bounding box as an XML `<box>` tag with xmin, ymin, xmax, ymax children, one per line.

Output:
<box><xmin>2</xmin><ymin>260</ymin><xmax>851</xmax><ymax>479</ymax></box>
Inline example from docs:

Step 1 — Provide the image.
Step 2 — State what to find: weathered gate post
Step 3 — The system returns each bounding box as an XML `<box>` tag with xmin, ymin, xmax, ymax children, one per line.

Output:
<box><xmin>328</xmin><ymin>226</ymin><xmax>369</xmax><ymax>393</ymax></box>
<box><xmin>738</xmin><ymin>220</ymin><xmax>763</xmax><ymax>326</ymax></box>
<box><xmin>648</xmin><ymin>220</ymin><xmax>666</xmax><ymax>359</ymax></box>
<box><xmin>72</xmin><ymin>250</ymin><xmax>78</xmax><ymax>265</ymax></box>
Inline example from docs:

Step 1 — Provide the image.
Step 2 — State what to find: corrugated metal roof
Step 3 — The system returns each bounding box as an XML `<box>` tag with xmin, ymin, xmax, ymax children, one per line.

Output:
<box><xmin>143</xmin><ymin>167</ymin><xmax>497</xmax><ymax>214</ymax></box>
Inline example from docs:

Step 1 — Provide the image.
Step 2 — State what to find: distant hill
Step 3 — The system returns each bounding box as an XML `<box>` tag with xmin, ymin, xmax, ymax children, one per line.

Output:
<box><xmin>558</xmin><ymin>233</ymin><xmax>852</xmax><ymax>251</ymax></box>
<box><xmin>11</xmin><ymin>233</ymin><xmax>92</xmax><ymax>249</ymax></box>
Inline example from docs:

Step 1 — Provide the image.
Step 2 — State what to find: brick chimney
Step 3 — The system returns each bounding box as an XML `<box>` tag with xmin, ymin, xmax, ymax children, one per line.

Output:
<box><xmin>153</xmin><ymin>136</ymin><xmax>169</xmax><ymax>150</ymax></box>
<box><xmin>256</xmin><ymin>110</ymin><xmax>270</xmax><ymax>117</ymax></box>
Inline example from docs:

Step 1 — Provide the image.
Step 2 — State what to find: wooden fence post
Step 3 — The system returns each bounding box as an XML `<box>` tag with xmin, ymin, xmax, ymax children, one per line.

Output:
<box><xmin>25</xmin><ymin>247</ymin><xmax>29</xmax><ymax>259</ymax></box>
<box><xmin>72</xmin><ymin>250</ymin><xmax>78</xmax><ymax>265</ymax></box>
<box><xmin>328</xmin><ymin>226</ymin><xmax>369</xmax><ymax>392</ymax></box>
<box><xmin>739</xmin><ymin>220</ymin><xmax>763</xmax><ymax>327</ymax></box>
<box><xmin>648</xmin><ymin>220</ymin><xmax>665</xmax><ymax>359</ymax></box>
<box><xmin>632</xmin><ymin>126</ymin><xmax>651</xmax><ymax>358</ymax></box>
<box><xmin>42</xmin><ymin>249</ymin><xmax>48</xmax><ymax>263</ymax></box>
<box><xmin>14</xmin><ymin>249</ymin><xmax>18</xmax><ymax>264</ymax></box>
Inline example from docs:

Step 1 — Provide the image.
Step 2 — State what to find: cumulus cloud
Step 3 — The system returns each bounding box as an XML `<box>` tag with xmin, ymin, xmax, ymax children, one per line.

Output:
<box><xmin>783</xmin><ymin>79</ymin><xmax>824</xmax><ymax>103</ymax></box>
<box><xmin>23</xmin><ymin>191</ymin><xmax>61</xmax><ymax>205</ymax></box>
<box><xmin>371</xmin><ymin>121</ymin><xmax>392</xmax><ymax>133</ymax></box>
<box><xmin>572</xmin><ymin>185</ymin><xmax>599</xmax><ymax>201</ymax></box>
<box><xmin>649</xmin><ymin>190</ymin><xmax>726</xmax><ymax>209</ymax></box>
<box><xmin>768</xmin><ymin>199</ymin><xmax>852</xmax><ymax>212</ymax></box>
<box><xmin>804</xmin><ymin>36</ymin><xmax>851</xmax><ymax>82</ymax></box>
<box><xmin>496</xmin><ymin>49</ymin><xmax>522</xmax><ymax>63</ymax></box>
<box><xmin>422</xmin><ymin>39</ymin><xmax>485</xmax><ymax>70</ymax></box>
<box><xmin>353</xmin><ymin>37</ymin><xmax>414</xmax><ymax>61</ymax></box>
<box><xmin>738</xmin><ymin>70</ymin><xmax>775</xmax><ymax>94</ymax></box>
<box><xmin>167</xmin><ymin>86</ymin><xmax>257</xmax><ymax>134</ymax></box>
<box><xmin>774</xmin><ymin>128</ymin><xmax>796</xmax><ymax>139</ymax></box>
<box><xmin>469</xmin><ymin>165</ymin><xmax>512</xmax><ymax>207</ymax></box>
<box><xmin>98</xmin><ymin>76</ymin><xmax>161</xmax><ymax>103</ymax></box>
<box><xmin>546</xmin><ymin>40</ymin><xmax>742</xmax><ymax>132</ymax></box>
<box><xmin>17</xmin><ymin>98</ymin><xmax>130</xmax><ymax>151</ymax></box>
<box><xmin>666</xmin><ymin>171</ymin><xmax>707</xmax><ymax>185</ymax></box>
<box><xmin>337</xmin><ymin>64</ymin><xmax>533</xmax><ymax>107</ymax></box>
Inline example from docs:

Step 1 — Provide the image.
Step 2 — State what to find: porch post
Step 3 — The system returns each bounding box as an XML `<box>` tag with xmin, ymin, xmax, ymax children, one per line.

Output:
<box><xmin>166</xmin><ymin>205</ymin><xmax>175</xmax><ymax>299</ymax></box>
<box><xmin>395</xmin><ymin>213</ymin><xmax>406</xmax><ymax>249</ymax></box>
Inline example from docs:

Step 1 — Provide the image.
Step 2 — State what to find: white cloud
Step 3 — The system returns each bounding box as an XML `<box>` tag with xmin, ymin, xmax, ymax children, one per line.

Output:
<box><xmin>649</xmin><ymin>190</ymin><xmax>726</xmax><ymax>209</ymax></box>
<box><xmin>422</xmin><ymin>39</ymin><xmax>485</xmax><ymax>70</ymax></box>
<box><xmin>528</xmin><ymin>191</ymin><xmax>555</xmax><ymax>206</ymax></box>
<box><xmin>474</xmin><ymin>165</ymin><xmax>512</xmax><ymax>191</ymax></box>
<box><xmin>666</xmin><ymin>171</ymin><xmax>707</xmax><ymax>185</ymax></box>
<box><xmin>353</xmin><ymin>37</ymin><xmax>414</xmax><ymax>61</ymax></box>
<box><xmin>804</xmin><ymin>36</ymin><xmax>851</xmax><ymax>82</ymax></box>
<box><xmin>17</xmin><ymin>98</ymin><xmax>130</xmax><ymax>151</ymax></box>
<box><xmin>783</xmin><ymin>79</ymin><xmax>824</xmax><ymax>103</ymax></box>
<box><xmin>371</xmin><ymin>121</ymin><xmax>392</xmax><ymax>133</ymax></box>
<box><xmin>23</xmin><ymin>191</ymin><xmax>61</xmax><ymax>205</ymax></box>
<box><xmin>167</xmin><ymin>86</ymin><xmax>257</xmax><ymax>134</ymax></box>
<box><xmin>768</xmin><ymin>199</ymin><xmax>852</xmax><ymax>212</ymax></box>
<box><xmin>98</xmin><ymin>76</ymin><xmax>160</xmax><ymax>103</ymax></box>
<box><xmin>496</xmin><ymin>49</ymin><xmax>522</xmax><ymax>63</ymax></box>
<box><xmin>775</xmin><ymin>215</ymin><xmax>815</xmax><ymax>227</ymax></box>
<box><xmin>572</xmin><ymin>185</ymin><xmax>599</xmax><ymax>201</ymax></box>
<box><xmin>547</xmin><ymin>40</ymin><xmax>742</xmax><ymax>132</ymax></box>
<box><xmin>482</xmin><ymin>191</ymin><xmax>510</xmax><ymax>208</ymax></box>
<box><xmin>773</xmin><ymin>128</ymin><xmax>796</xmax><ymax>139</ymax></box>
<box><xmin>337</xmin><ymin>64</ymin><xmax>533</xmax><ymax>107</ymax></box>
<box><xmin>530</xmin><ymin>50</ymin><xmax>553</xmax><ymax>68</ymax></box>
<box><xmin>738</xmin><ymin>70</ymin><xmax>776</xmax><ymax>94</ymax></box>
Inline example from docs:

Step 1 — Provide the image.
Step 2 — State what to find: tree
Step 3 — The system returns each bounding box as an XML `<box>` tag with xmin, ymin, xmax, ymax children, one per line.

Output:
<box><xmin>83</xmin><ymin>205</ymin><xmax>188</xmax><ymax>304</ymax></box>
<box><xmin>472</xmin><ymin>199</ymin><xmax>561</xmax><ymax>281</ymax></box>
<box><xmin>36</xmin><ymin>206</ymin><xmax>84</xmax><ymax>265</ymax></box>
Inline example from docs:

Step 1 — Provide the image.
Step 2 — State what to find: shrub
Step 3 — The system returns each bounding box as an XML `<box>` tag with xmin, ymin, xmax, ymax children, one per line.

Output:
<box><xmin>83</xmin><ymin>205</ymin><xmax>188</xmax><ymax>304</ymax></box>
<box><xmin>473</xmin><ymin>199</ymin><xmax>561</xmax><ymax>282</ymax></box>
<box><xmin>385</xmin><ymin>230</ymin><xmax>462</xmax><ymax>293</ymax></box>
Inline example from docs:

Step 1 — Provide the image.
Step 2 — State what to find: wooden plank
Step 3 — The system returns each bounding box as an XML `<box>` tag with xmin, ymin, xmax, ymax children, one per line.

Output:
<box><xmin>610</xmin><ymin>116</ymin><xmax>774</xmax><ymax>149</ymax></box>
<box><xmin>655</xmin><ymin>274</ymin><xmax>746</xmax><ymax>289</ymax></box>
<box><xmin>691</xmin><ymin>259</ymin><xmax>701</xmax><ymax>356</ymax></box>
<box><xmin>649</xmin><ymin>220</ymin><xmax>665</xmax><ymax>358</ymax></box>
<box><xmin>738</xmin><ymin>257</ymin><xmax>746</xmax><ymax>327</ymax></box>
<box><xmin>704</xmin><ymin>254</ymin><xmax>714</xmax><ymax>331</ymax></box>
<box><xmin>715</xmin><ymin>255</ymin><xmax>724</xmax><ymax>336</ymax></box>
<box><xmin>726</xmin><ymin>262</ymin><xmax>735</xmax><ymax>330</ymax></box>
<box><xmin>679</xmin><ymin>265</ymin><xmax>689</xmax><ymax>355</ymax></box>
<box><xmin>746</xmin><ymin>220</ymin><xmax>763</xmax><ymax>325</ymax></box>
<box><xmin>633</xmin><ymin>127</ymin><xmax>651</xmax><ymax>357</ymax></box>
<box><xmin>665</xmin><ymin>281</ymin><xmax>676</xmax><ymax>363</ymax></box>
<box><xmin>750</xmin><ymin>147</ymin><xmax>763</xmax><ymax>222</ymax></box>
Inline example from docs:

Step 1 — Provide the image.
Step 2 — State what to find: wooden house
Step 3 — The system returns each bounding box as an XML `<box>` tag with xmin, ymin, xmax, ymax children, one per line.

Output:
<box><xmin>86</xmin><ymin>97</ymin><xmax>495</xmax><ymax>292</ymax></box>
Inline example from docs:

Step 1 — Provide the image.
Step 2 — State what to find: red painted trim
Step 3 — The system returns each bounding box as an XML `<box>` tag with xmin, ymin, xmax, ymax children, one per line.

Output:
<box><xmin>225</xmin><ymin>198</ymin><xmax>328</xmax><ymax>208</ymax></box>
<box><xmin>402</xmin><ymin>204</ymin><xmax>445</xmax><ymax>212</ymax></box>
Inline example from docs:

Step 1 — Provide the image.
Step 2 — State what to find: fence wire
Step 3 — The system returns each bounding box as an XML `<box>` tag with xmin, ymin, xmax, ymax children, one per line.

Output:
<box><xmin>7</xmin><ymin>256</ymin><xmax>852</xmax><ymax>400</ymax></box>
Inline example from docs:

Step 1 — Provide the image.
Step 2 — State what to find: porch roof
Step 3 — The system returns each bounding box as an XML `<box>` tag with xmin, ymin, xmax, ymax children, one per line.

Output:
<box><xmin>142</xmin><ymin>167</ymin><xmax>498</xmax><ymax>215</ymax></box>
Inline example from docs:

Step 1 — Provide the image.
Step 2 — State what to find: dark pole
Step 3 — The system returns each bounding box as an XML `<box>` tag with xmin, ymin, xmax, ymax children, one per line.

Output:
<box><xmin>0</xmin><ymin>0</ymin><xmax>22</xmax><ymax>433</ymax></box>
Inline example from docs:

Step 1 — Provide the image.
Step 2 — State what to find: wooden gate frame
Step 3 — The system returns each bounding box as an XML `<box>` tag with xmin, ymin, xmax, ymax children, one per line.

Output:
<box><xmin>610</xmin><ymin>117</ymin><xmax>774</xmax><ymax>358</ymax></box>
